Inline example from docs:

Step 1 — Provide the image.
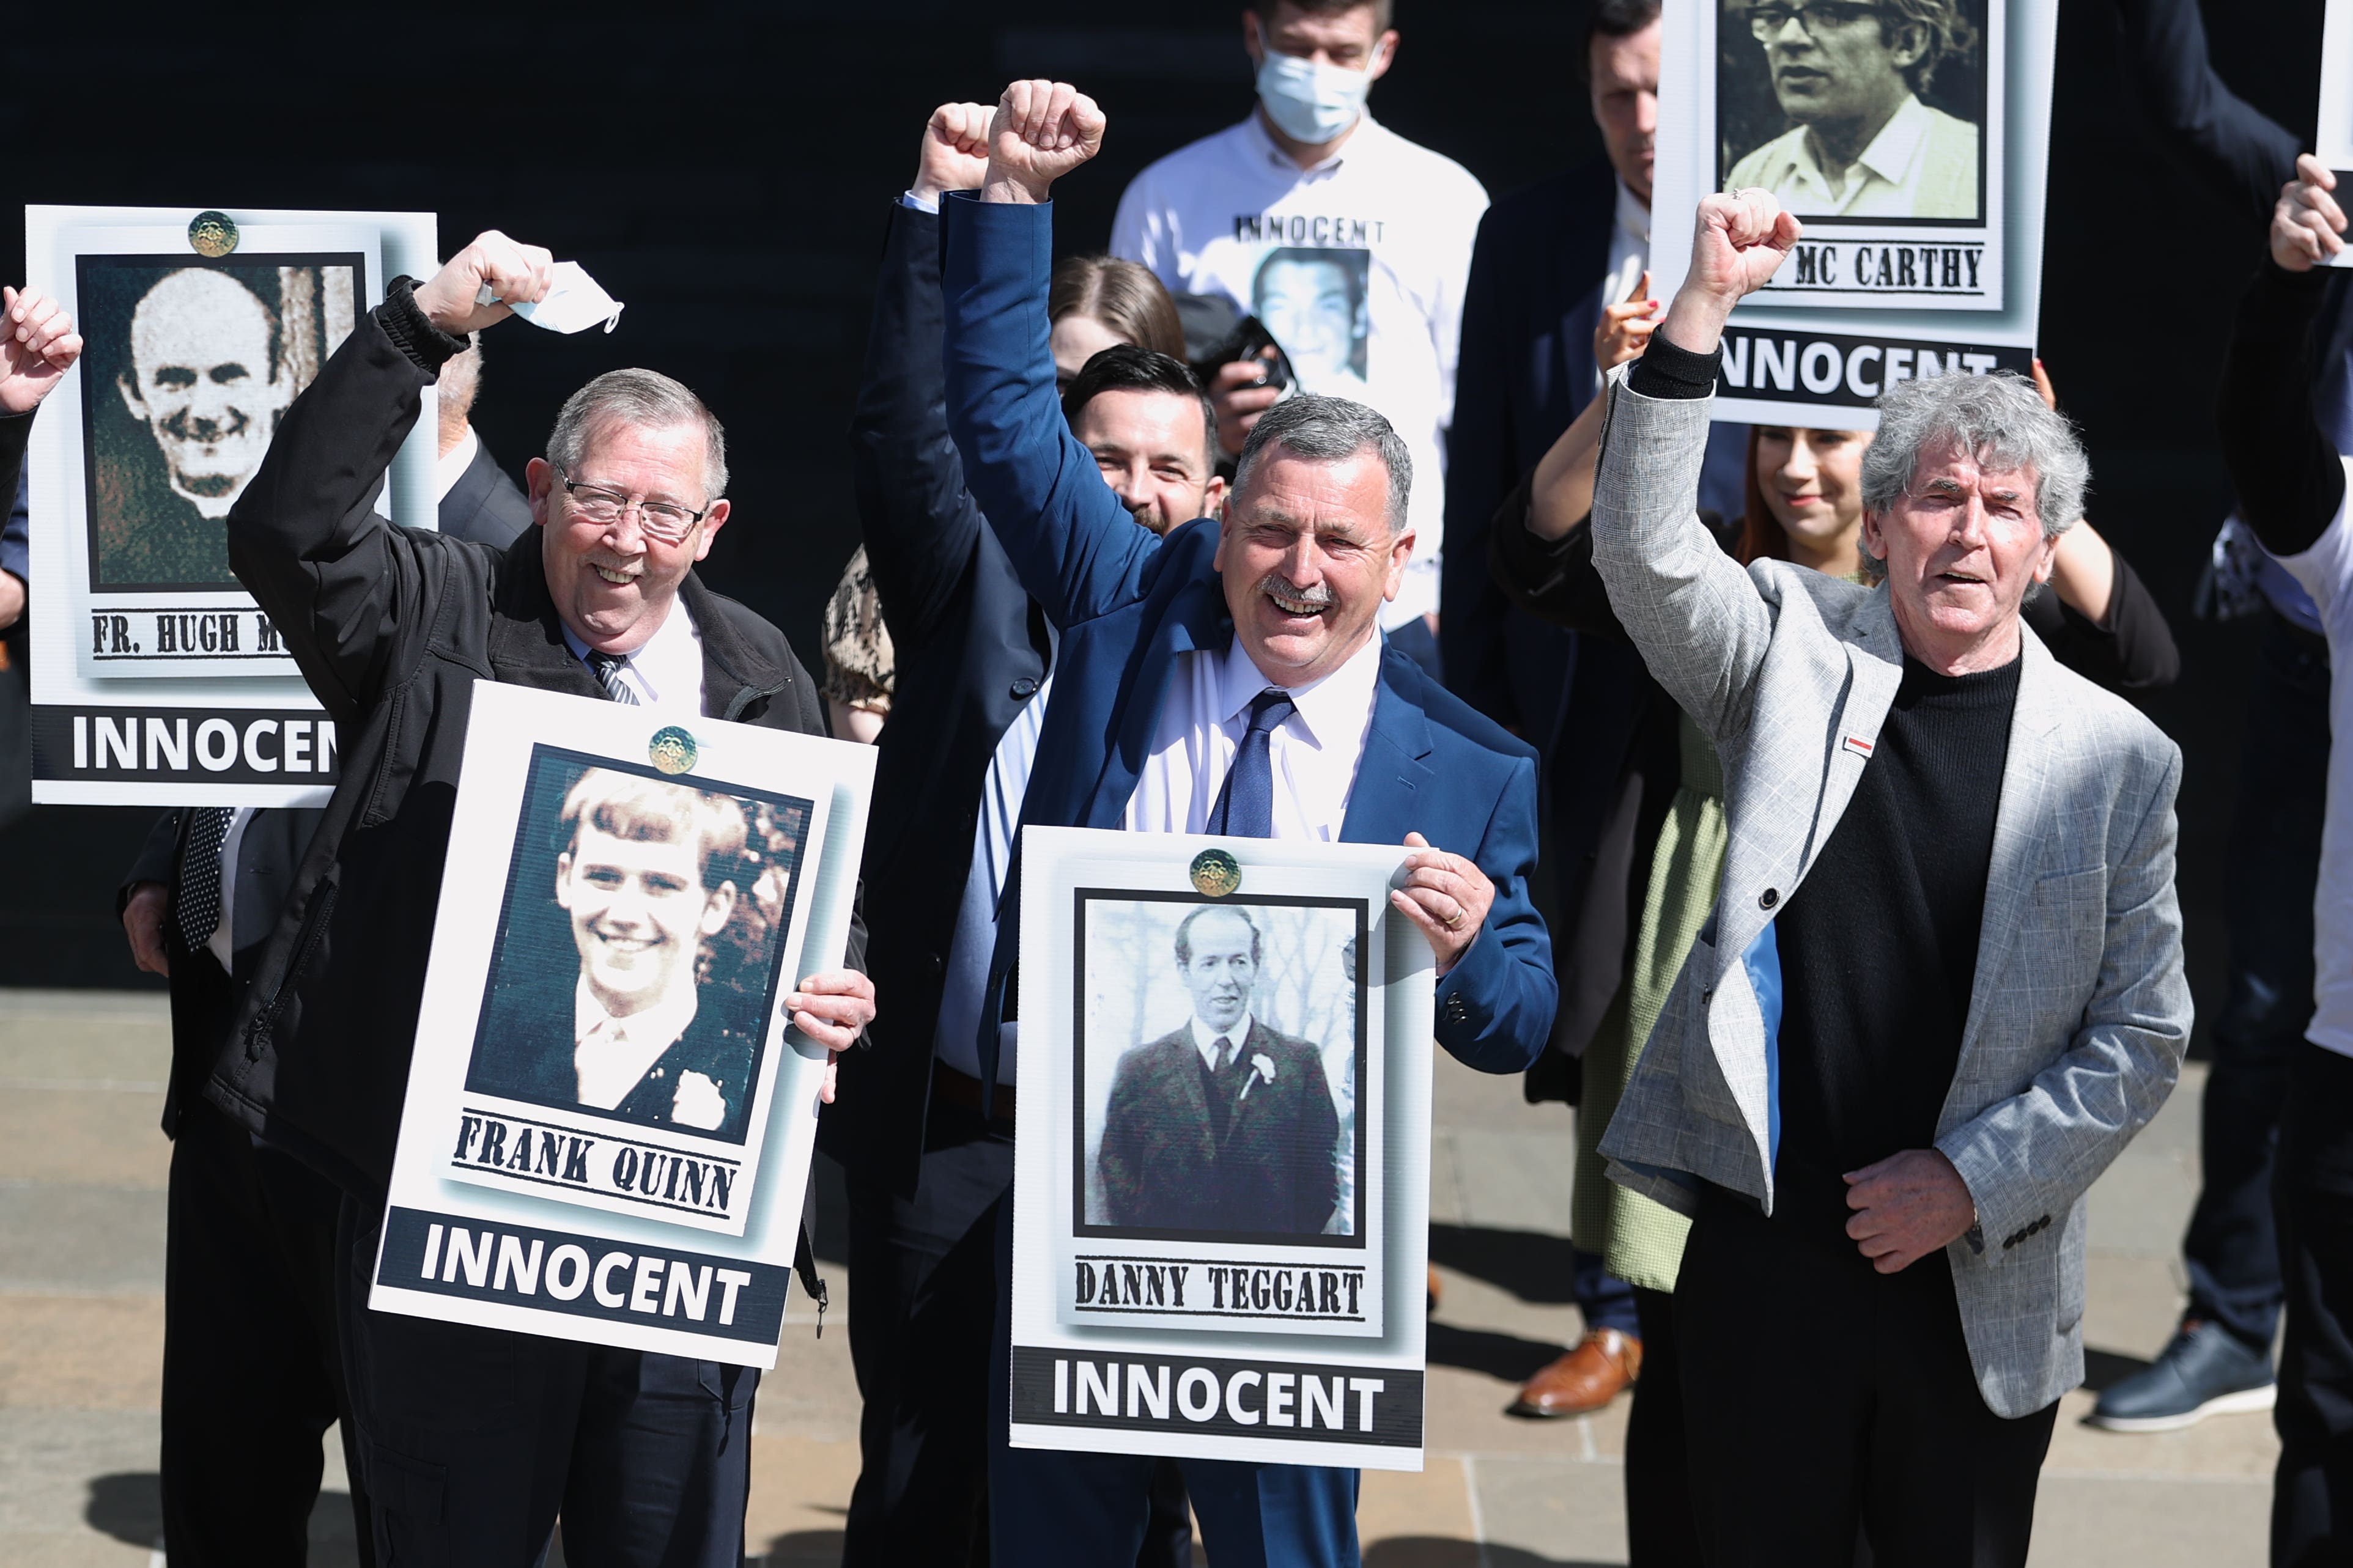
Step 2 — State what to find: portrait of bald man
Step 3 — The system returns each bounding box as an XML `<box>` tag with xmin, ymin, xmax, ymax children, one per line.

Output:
<box><xmin>82</xmin><ymin>258</ymin><xmax>353</xmax><ymax>587</ymax></box>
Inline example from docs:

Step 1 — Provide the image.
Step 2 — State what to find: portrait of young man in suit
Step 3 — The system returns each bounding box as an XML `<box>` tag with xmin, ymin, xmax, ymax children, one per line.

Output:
<box><xmin>1095</xmin><ymin>904</ymin><xmax>1342</xmax><ymax>1238</ymax></box>
<box><xmin>466</xmin><ymin>765</ymin><xmax>766</xmax><ymax>1140</ymax></box>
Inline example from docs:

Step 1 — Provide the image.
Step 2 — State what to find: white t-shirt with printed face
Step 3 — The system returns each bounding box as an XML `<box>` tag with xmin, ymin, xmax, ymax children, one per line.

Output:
<box><xmin>1110</xmin><ymin>111</ymin><xmax>1490</xmax><ymax>631</ymax></box>
<box><xmin>2274</xmin><ymin>453</ymin><xmax>2353</xmax><ymax>1059</ymax></box>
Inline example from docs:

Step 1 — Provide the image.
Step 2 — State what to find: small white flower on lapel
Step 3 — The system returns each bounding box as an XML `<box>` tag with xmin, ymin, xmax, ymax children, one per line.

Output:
<box><xmin>1251</xmin><ymin>1053</ymin><xmax>1277</xmax><ymax>1085</ymax></box>
<box><xmin>671</xmin><ymin>1070</ymin><xmax>728</xmax><ymax>1130</ymax></box>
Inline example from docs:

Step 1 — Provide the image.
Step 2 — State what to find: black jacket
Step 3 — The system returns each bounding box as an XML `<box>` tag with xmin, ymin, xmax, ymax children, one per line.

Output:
<box><xmin>816</xmin><ymin>201</ymin><xmax>1052</xmax><ymax>1199</ymax></box>
<box><xmin>1490</xmin><ymin>477</ymin><xmax>2180</xmax><ymax>1099</ymax></box>
<box><xmin>438</xmin><ymin>433</ymin><xmax>535</xmax><ymax>548</ymax></box>
<box><xmin>1096</xmin><ymin>1021</ymin><xmax>1339</xmax><ymax>1239</ymax></box>
<box><xmin>206</xmin><ymin>285</ymin><xmax>841</xmax><ymax>1198</ymax></box>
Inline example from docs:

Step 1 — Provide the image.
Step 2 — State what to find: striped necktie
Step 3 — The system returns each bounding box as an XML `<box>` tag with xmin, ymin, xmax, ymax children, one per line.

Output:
<box><xmin>585</xmin><ymin>649</ymin><xmax>639</xmax><ymax>705</ymax></box>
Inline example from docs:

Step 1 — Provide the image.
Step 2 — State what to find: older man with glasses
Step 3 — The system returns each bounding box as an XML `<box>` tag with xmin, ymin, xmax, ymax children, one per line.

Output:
<box><xmin>207</xmin><ymin>231</ymin><xmax>876</xmax><ymax>1567</ymax></box>
<box><xmin>1725</xmin><ymin>0</ymin><xmax>1982</xmax><ymax>220</ymax></box>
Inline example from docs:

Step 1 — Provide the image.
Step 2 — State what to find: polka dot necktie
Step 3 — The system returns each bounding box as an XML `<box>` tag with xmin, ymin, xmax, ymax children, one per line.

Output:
<box><xmin>585</xmin><ymin>649</ymin><xmax>639</xmax><ymax>705</ymax></box>
<box><xmin>173</xmin><ymin>807</ymin><xmax>234</xmax><ymax>954</ymax></box>
<box><xmin>1207</xmin><ymin>688</ymin><xmax>1296</xmax><ymax>839</ymax></box>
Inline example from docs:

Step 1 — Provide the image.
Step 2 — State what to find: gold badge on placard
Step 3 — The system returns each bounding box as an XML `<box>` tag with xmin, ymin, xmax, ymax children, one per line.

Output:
<box><xmin>187</xmin><ymin>211</ymin><xmax>239</xmax><ymax>258</ymax></box>
<box><xmin>648</xmin><ymin>725</ymin><xmax>698</xmax><ymax>776</ymax></box>
<box><xmin>1189</xmin><ymin>848</ymin><xmax>1241</xmax><ymax>898</ymax></box>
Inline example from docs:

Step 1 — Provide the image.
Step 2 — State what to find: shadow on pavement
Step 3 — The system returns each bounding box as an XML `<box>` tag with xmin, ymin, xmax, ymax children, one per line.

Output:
<box><xmin>85</xmin><ymin>1471</ymin><xmax>160</xmax><ymax>1545</ymax></box>
<box><xmin>755</xmin><ymin>1528</ymin><xmax>848</xmax><ymax>1566</ymax></box>
<box><xmin>1366</xmin><ymin>1539</ymin><xmax>1617</xmax><ymax>1567</ymax></box>
<box><xmin>1428</xmin><ymin>1223</ymin><xmax>1578</xmax><ymax>1305</ymax></box>
<box><xmin>1427</xmin><ymin>1320</ymin><xmax>1568</xmax><ymax>1383</ymax></box>
<box><xmin>2082</xmin><ymin>1346</ymin><xmax>2157</xmax><ymax>1394</ymax></box>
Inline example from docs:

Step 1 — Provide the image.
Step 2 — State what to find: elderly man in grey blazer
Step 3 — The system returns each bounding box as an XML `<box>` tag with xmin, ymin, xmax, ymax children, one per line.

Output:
<box><xmin>1590</xmin><ymin>189</ymin><xmax>2190</xmax><ymax>1568</ymax></box>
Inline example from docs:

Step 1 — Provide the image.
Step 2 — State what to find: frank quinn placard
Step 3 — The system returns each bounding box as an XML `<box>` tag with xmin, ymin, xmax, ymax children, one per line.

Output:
<box><xmin>1718</xmin><ymin>0</ymin><xmax>2003</xmax><ymax>309</ymax></box>
<box><xmin>448</xmin><ymin>746</ymin><xmax>813</xmax><ymax>1235</ymax></box>
<box><xmin>374</xmin><ymin>683</ymin><xmax>873</xmax><ymax>1366</ymax></box>
<box><xmin>1014</xmin><ymin>829</ymin><xmax>1434</xmax><ymax>1470</ymax></box>
<box><xmin>25</xmin><ymin>205</ymin><xmax>438</xmax><ymax>805</ymax></box>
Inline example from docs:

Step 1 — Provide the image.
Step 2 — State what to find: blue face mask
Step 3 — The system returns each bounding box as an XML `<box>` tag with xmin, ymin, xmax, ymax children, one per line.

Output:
<box><xmin>1254</xmin><ymin>49</ymin><xmax>1373</xmax><ymax>144</ymax></box>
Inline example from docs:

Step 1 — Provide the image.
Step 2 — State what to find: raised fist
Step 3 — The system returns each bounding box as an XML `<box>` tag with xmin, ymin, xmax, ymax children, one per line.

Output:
<box><xmin>982</xmin><ymin>79</ymin><xmax>1106</xmax><ymax>205</ymax></box>
<box><xmin>1688</xmin><ymin>190</ymin><xmax>1802</xmax><ymax>304</ymax></box>
<box><xmin>2272</xmin><ymin>153</ymin><xmax>2346</xmax><ymax>274</ymax></box>
<box><xmin>412</xmin><ymin>230</ymin><xmax>556</xmax><ymax>336</ymax></box>
<box><xmin>0</xmin><ymin>287</ymin><xmax>83</xmax><ymax>416</ymax></box>
<box><xmin>915</xmin><ymin>101</ymin><xmax>994</xmax><ymax>205</ymax></box>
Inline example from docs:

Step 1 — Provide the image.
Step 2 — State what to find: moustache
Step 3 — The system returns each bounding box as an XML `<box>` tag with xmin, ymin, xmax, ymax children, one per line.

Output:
<box><xmin>158</xmin><ymin>407</ymin><xmax>253</xmax><ymax>443</ymax></box>
<box><xmin>1255</xmin><ymin>573</ymin><xmax>1335</xmax><ymax>611</ymax></box>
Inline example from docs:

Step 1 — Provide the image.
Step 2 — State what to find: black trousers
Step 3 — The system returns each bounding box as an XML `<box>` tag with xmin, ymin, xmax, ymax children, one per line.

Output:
<box><xmin>2190</xmin><ymin>614</ymin><xmax>2328</xmax><ymax>1350</ymax></box>
<box><xmin>2272</xmin><ymin>1041</ymin><xmax>2353</xmax><ymax>1564</ymax></box>
<box><xmin>841</xmin><ymin>1083</ymin><xmax>1192</xmax><ymax>1567</ymax></box>
<box><xmin>1625</xmin><ymin>1287</ymin><xmax>1700</xmax><ymax>1568</ymax></box>
<box><xmin>162</xmin><ymin>1097</ymin><xmax>374</xmax><ymax>1567</ymax></box>
<box><xmin>334</xmin><ymin>1199</ymin><xmax>756</xmax><ymax>1567</ymax></box>
<box><xmin>1675</xmin><ymin>1192</ymin><xmax>2057</xmax><ymax>1568</ymax></box>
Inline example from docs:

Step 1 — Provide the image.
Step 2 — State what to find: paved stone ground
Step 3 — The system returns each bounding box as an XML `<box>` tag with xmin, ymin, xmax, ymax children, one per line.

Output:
<box><xmin>0</xmin><ymin>988</ymin><xmax>2274</xmax><ymax>1565</ymax></box>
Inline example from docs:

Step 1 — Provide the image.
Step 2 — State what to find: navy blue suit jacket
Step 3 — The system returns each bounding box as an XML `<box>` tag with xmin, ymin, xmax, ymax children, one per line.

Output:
<box><xmin>939</xmin><ymin>193</ymin><xmax>1557</xmax><ymax>1100</ymax></box>
<box><xmin>1438</xmin><ymin>161</ymin><xmax>1748</xmax><ymax>732</ymax></box>
<box><xmin>817</xmin><ymin>199</ymin><xmax>1054</xmax><ymax>1196</ymax></box>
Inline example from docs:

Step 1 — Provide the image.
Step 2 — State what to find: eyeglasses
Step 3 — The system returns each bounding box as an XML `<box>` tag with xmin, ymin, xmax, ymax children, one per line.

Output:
<box><xmin>1748</xmin><ymin>0</ymin><xmax>1882</xmax><ymax>41</ymax></box>
<box><xmin>555</xmin><ymin>467</ymin><xmax>709</xmax><ymax>543</ymax></box>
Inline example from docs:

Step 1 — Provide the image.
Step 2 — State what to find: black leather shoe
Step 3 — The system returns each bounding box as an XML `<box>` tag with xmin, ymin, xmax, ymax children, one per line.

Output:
<box><xmin>2087</xmin><ymin>1319</ymin><xmax>2275</xmax><ymax>1432</ymax></box>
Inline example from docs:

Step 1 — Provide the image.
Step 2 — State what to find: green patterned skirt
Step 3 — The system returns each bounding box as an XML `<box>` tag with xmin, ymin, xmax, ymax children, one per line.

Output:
<box><xmin>1571</xmin><ymin>714</ymin><xmax>1727</xmax><ymax>1295</ymax></box>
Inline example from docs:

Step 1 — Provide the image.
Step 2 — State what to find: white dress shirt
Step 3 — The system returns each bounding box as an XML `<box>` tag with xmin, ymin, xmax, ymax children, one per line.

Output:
<box><xmin>572</xmin><ymin>975</ymin><xmax>700</xmax><ymax>1111</ymax></box>
<box><xmin>434</xmin><ymin>425</ymin><xmax>480</xmax><ymax>504</ymax></box>
<box><xmin>1123</xmin><ymin>630</ymin><xmax>1384</xmax><ymax>839</ymax></box>
<box><xmin>1190</xmin><ymin>1013</ymin><xmax>1257</xmax><ymax>1072</ymax></box>
<box><xmin>1725</xmin><ymin>94</ymin><xmax>1980</xmax><ymax>220</ymax></box>
<box><xmin>561</xmin><ymin>602</ymin><xmax>705</xmax><ymax>715</ymax></box>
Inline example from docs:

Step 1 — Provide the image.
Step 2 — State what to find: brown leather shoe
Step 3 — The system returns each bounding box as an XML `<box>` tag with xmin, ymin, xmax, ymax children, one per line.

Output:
<box><xmin>1509</xmin><ymin>1328</ymin><xmax>1642</xmax><ymax>1417</ymax></box>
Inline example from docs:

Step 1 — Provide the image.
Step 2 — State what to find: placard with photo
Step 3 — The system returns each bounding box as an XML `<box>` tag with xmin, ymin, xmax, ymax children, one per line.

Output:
<box><xmin>1649</xmin><ymin>0</ymin><xmax>2056</xmax><ymax>424</ymax></box>
<box><xmin>2319</xmin><ymin>0</ymin><xmax>2353</xmax><ymax>270</ymax></box>
<box><xmin>1010</xmin><ymin>828</ymin><xmax>1434</xmax><ymax>1471</ymax></box>
<box><xmin>24</xmin><ymin>205</ymin><xmax>438</xmax><ymax>804</ymax></box>
<box><xmin>370</xmin><ymin>682</ymin><xmax>875</xmax><ymax>1367</ymax></box>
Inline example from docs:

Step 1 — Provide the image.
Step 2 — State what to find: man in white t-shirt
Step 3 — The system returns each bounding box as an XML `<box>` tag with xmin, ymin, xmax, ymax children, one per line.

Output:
<box><xmin>2217</xmin><ymin>155</ymin><xmax>2353</xmax><ymax>1562</ymax></box>
<box><xmin>1109</xmin><ymin>0</ymin><xmax>1487</xmax><ymax>674</ymax></box>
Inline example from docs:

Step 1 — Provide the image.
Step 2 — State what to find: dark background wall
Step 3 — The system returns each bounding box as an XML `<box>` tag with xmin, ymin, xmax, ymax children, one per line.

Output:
<box><xmin>0</xmin><ymin>0</ymin><xmax>2322</xmax><ymax>1042</ymax></box>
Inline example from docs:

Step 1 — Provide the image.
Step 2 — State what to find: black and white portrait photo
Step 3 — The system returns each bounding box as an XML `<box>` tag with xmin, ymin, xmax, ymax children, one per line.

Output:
<box><xmin>77</xmin><ymin>254</ymin><xmax>361</xmax><ymax>589</ymax></box>
<box><xmin>465</xmin><ymin>749</ymin><xmax>811</xmax><ymax>1144</ymax></box>
<box><xmin>1718</xmin><ymin>0</ymin><xmax>1990</xmax><ymax>223</ymax></box>
<box><xmin>1251</xmin><ymin>247</ymin><xmax>1371</xmax><ymax>399</ymax></box>
<box><xmin>1077</xmin><ymin>894</ymin><xmax>1364</xmax><ymax>1245</ymax></box>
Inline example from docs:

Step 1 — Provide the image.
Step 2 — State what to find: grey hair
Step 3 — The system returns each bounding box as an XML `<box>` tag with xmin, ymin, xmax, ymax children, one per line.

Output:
<box><xmin>545</xmin><ymin>369</ymin><xmax>729</xmax><ymax>501</ymax></box>
<box><xmin>436</xmin><ymin>332</ymin><xmax>483</xmax><ymax>421</ymax></box>
<box><xmin>1233</xmin><ymin>394</ymin><xmax>1413</xmax><ymax>533</ymax></box>
<box><xmin>1860</xmin><ymin>370</ymin><xmax>2087</xmax><ymax>561</ymax></box>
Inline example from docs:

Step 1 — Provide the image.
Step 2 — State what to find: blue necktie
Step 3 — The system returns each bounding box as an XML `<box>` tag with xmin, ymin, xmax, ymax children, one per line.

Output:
<box><xmin>585</xmin><ymin>649</ymin><xmax>639</xmax><ymax>705</ymax></box>
<box><xmin>1207</xmin><ymin>688</ymin><xmax>1296</xmax><ymax>839</ymax></box>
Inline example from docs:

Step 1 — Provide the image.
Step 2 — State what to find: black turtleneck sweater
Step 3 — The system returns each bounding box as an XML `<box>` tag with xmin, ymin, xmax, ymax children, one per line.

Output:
<box><xmin>1770</xmin><ymin>654</ymin><xmax>2021</xmax><ymax>1237</ymax></box>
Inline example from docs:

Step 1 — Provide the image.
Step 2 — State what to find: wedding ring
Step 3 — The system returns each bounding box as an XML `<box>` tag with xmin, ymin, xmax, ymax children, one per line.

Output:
<box><xmin>1444</xmin><ymin>908</ymin><xmax>1465</xmax><ymax>932</ymax></box>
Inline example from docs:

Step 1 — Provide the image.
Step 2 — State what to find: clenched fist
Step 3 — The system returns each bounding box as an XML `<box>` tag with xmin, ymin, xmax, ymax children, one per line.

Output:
<box><xmin>981</xmin><ymin>79</ymin><xmax>1106</xmax><ymax>206</ymax></box>
<box><xmin>412</xmin><ymin>230</ymin><xmax>556</xmax><ymax>337</ymax></box>
<box><xmin>915</xmin><ymin>101</ymin><xmax>994</xmax><ymax>205</ymax></box>
<box><xmin>1652</xmin><ymin>190</ymin><xmax>1803</xmax><ymax>359</ymax></box>
<box><xmin>2272</xmin><ymin>153</ymin><xmax>2346</xmax><ymax>274</ymax></box>
<box><xmin>0</xmin><ymin>287</ymin><xmax>83</xmax><ymax>416</ymax></box>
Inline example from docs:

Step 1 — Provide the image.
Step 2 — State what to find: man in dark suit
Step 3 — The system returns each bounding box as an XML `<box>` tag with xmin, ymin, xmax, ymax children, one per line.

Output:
<box><xmin>1436</xmin><ymin>0</ymin><xmax>1748</xmax><ymax>1427</ymax></box>
<box><xmin>205</xmin><ymin>232</ymin><xmax>874</xmax><ymax>1566</ymax></box>
<box><xmin>944</xmin><ymin>81</ymin><xmax>1556</xmax><ymax>1566</ymax></box>
<box><xmin>434</xmin><ymin>332</ymin><xmax>534</xmax><ymax>548</ymax></box>
<box><xmin>821</xmin><ymin>102</ymin><xmax>1209</xmax><ymax>1568</ymax></box>
<box><xmin>1098</xmin><ymin>905</ymin><xmax>1339</xmax><ymax>1236</ymax></box>
<box><xmin>468</xmin><ymin>767</ymin><xmax>761</xmax><ymax>1138</ymax></box>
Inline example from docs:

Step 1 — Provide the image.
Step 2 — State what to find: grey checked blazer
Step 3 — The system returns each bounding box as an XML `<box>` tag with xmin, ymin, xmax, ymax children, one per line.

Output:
<box><xmin>1589</xmin><ymin>378</ymin><xmax>2191</xmax><ymax>1418</ymax></box>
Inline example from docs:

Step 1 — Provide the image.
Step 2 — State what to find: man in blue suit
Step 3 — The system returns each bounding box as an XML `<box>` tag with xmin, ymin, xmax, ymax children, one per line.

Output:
<box><xmin>941</xmin><ymin>79</ymin><xmax>1558</xmax><ymax>1566</ymax></box>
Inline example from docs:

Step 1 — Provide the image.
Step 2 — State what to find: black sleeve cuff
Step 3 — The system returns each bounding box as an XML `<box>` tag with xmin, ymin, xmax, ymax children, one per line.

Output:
<box><xmin>1626</xmin><ymin>332</ymin><xmax>1722</xmax><ymax>400</ymax></box>
<box><xmin>378</xmin><ymin>276</ymin><xmax>471</xmax><ymax>375</ymax></box>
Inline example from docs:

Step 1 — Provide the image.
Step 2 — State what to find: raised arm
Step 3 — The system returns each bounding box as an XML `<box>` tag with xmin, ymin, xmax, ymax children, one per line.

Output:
<box><xmin>1590</xmin><ymin>192</ymin><xmax>1800</xmax><ymax>739</ymax></box>
<box><xmin>2218</xmin><ymin>158</ymin><xmax>2349</xmax><ymax>566</ymax></box>
<box><xmin>2111</xmin><ymin>0</ymin><xmax>2299</xmax><ymax>225</ymax></box>
<box><xmin>941</xmin><ymin>80</ymin><xmax>1172</xmax><ymax>630</ymax></box>
<box><xmin>0</xmin><ymin>285</ymin><xmax>83</xmax><ymax>630</ymax></box>
<box><xmin>852</xmin><ymin>105</ymin><xmax>1000</xmax><ymax>652</ymax></box>
<box><xmin>226</xmin><ymin>235</ymin><xmax>554</xmax><ymax>724</ymax></box>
